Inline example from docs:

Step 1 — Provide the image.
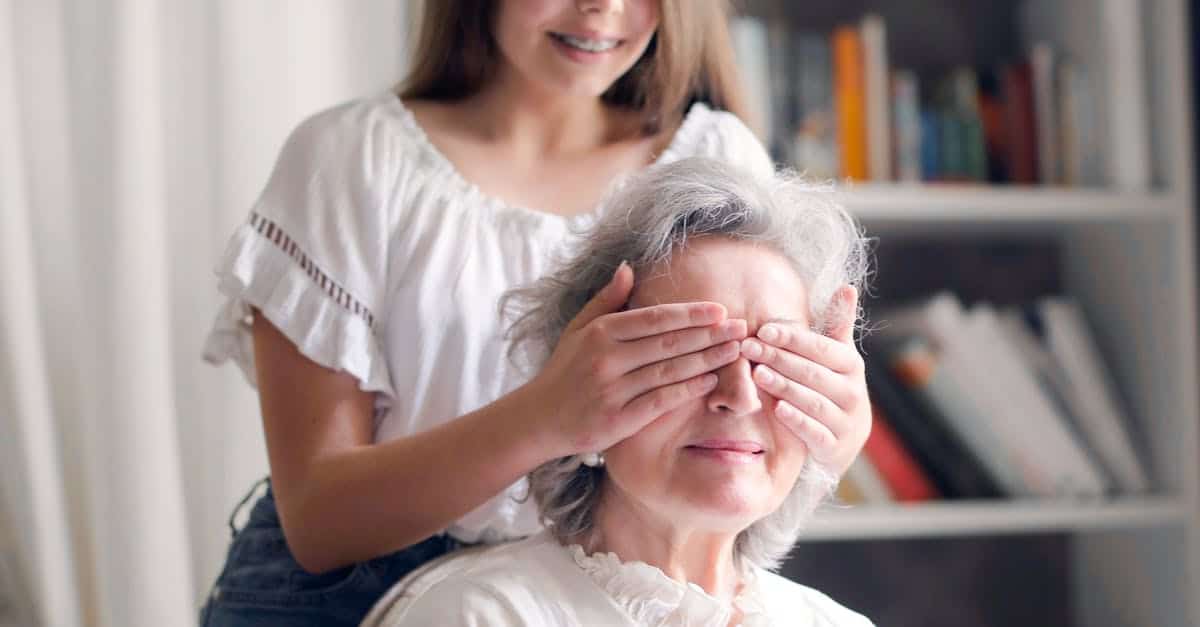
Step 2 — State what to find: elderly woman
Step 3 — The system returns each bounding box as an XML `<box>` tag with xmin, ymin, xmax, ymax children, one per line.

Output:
<box><xmin>369</xmin><ymin>157</ymin><xmax>874</xmax><ymax>626</ymax></box>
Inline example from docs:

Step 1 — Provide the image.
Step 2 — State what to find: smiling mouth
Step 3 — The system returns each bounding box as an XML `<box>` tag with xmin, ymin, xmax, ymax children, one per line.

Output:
<box><xmin>549</xmin><ymin>32</ymin><xmax>623</xmax><ymax>53</ymax></box>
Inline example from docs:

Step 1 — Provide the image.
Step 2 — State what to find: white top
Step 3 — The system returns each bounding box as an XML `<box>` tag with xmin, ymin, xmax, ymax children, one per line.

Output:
<box><xmin>201</xmin><ymin>90</ymin><xmax>775</xmax><ymax>543</ymax></box>
<box><xmin>374</xmin><ymin>531</ymin><xmax>875</xmax><ymax>627</ymax></box>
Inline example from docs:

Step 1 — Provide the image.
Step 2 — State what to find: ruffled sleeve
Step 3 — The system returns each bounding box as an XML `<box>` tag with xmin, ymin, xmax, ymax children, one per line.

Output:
<box><xmin>701</xmin><ymin>108</ymin><xmax>776</xmax><ymax>179</ymax></box>
<box><xmin>201</xmin><ymin>100</ymin><xmax>398</xmax><ymax>408</ymax></box>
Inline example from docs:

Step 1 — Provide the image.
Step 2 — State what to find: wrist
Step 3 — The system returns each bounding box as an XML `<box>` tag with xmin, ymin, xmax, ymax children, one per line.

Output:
<box><xmin>503</xmin><ymin>376</ymin><xmax>571</xmax><ymax>465</ymax></box>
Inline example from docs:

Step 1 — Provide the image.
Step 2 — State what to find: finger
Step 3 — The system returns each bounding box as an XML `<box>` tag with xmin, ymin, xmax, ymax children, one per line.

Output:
<box><xmin>755</xmin><ymin>320</ymin><xmax>861</xmax><ymax>375</ymax></box>
<box><xmin>602</xmin><ymin>301</ymin><xmax>727</xmax><ymax>341</ymax></box>
<box><xmin>774</xmin><ymin>399</ymin><xmax>838</xmax><ymax>458</ymax></box>
<box><xmin>741</xmin><ymin>337</ymin><xmax>857</xmax><ymax>411</ymax></box>
<box><xmin>610</xmin><ymin>318</ymin><xmax>747</xmax><ymax>374</ymax></box>
<box><xmin>826</xmin><ymin>285</ymin><xmax>859</xmax><ymax>345</ymax></box>
<box><xmin>565</xmin><ymin>261</ymin><xmax>635</xmax><ymax>335</ymax></box>
<box><xmin>752</xmin><ymin>365</ymin><xmax>850</xmax><ymax>439</ymax></box>
<box><xmin>619</xmin><ymin>339</ymin><xmax>741</xmax><ymax>402</ymax></box>
<box><xmin>621</xmin><ymin>372</ymin><xmax>720</xmax><ymax>429</ymax></box>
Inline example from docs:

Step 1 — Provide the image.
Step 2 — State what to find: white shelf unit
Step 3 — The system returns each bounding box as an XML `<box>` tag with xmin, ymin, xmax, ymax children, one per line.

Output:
<box><xmin>741</xmin><ymin>0</ymin><xmax>1199</xmax><ymax>624</ymax></box>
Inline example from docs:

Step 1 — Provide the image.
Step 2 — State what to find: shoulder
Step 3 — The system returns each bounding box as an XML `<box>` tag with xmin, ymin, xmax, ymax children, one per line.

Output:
<box><xmin>270</xmin><ymin>91</ymin><xmax>453</xmax><ymax>196</ymax></box>
<box><xmin>668</xmin><ymin>102</ymin><xmax>775</xmax><ymax>178</ymax></box>
<box><xmin>755</xmin><ymin>570</ymin><xmax>876</xmax><ymax>627</ymax></box>
<box><xmin>376</xmin><ymin>533</ymin><xmax>610</xmax><ymax>627</ymax></box>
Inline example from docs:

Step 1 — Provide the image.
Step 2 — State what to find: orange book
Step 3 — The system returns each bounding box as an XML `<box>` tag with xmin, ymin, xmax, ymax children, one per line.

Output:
<box><xmin>862</xmin><ymin>405</ymin><xmax>940</xmax><ymax>502</ymax></box>
<box><xmin>832</xmin><ymin>26</ymin><xmax>868</xmax><ymax>181</ymax></box>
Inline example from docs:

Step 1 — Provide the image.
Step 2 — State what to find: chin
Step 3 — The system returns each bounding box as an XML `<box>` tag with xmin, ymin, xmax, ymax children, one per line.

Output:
<box><xmin>678</xmin><ymin>485</ymin><xmax>772</xmax><ymax>529</ymax></box>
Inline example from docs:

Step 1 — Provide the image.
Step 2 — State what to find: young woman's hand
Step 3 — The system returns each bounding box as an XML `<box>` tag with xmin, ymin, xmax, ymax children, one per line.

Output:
<box><xmin>740</xmin><ymin>285</ymin><xmax>871</xmax><ymax>476</ymax></box>
<box><xmin>525</xmin><ymin>262</ymin><xmax>748</xmax><ymax>458</ymax></box>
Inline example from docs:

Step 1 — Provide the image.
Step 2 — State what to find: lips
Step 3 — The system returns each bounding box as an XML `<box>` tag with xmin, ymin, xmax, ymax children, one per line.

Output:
<box><xmin>685</xmin><ymin>440</ymin><xmax>765</xmax><ymax>455</ymax></box>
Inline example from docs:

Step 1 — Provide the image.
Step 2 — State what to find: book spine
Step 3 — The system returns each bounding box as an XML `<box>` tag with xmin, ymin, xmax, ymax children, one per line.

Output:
<box><xmin>889</xmin><ymin>335</ymin><xmax>1032</xmax><ymax>496</ymax></box>
<box><xmin>865</xmin><ymin>353</ymin><xmax>1003</xmax><ymax>499</ymax></box>
<box><xmin>891</xmin><ymin>70</ymin><xmax>922</xmax><ymax>182</ymax></box>
<box><xmin>832</xmin><ymin>25</ymin><xmax>868</xmax><ymax>181</ymax></box>
<box><xmin>793</xmin><ymin>33</ymin><xmax>838</xmax><ymax>180</ymax></box>
<box><xmin>861</xmin><ymin>14</ymin><xmax>891</xmax><ymax>181</ymax></box>
<box><xmin>863</xmin><ymin>406</ymin><xmax>940</xmax><ymax>501</ymax></box>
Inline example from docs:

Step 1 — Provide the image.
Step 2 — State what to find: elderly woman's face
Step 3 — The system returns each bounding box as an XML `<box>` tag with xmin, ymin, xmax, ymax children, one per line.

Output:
<box><xmin>607</xmin><ymin>237</ymin><xmax>811</xmax><ymax>532</ymax></box>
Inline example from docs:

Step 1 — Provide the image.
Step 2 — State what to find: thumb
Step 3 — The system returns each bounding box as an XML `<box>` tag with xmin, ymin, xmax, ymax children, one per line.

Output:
<box><xmin>826</xmin><ymin>285</ymin><xmax>859</xmax><ymax>344</ymax></box>
<box><xmin>566</xmin><ymin>261</ymin><xmax>634</xmax><ymax>334</ymax></box>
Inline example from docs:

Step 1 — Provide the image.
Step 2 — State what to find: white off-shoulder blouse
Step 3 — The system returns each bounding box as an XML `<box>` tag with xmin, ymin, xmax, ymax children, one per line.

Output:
<box><xmin>201</xmin><ymin>90</ymin><xmax>776</xmax><ymax>543</ymax></box>
<box><xmin>371</xmin><ymin>531</ymin><xmax>875</xmax><ymax>627</ymax></box>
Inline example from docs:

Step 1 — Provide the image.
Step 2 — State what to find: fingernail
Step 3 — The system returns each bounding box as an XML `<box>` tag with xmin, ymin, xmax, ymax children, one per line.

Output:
<box><xmin>758</xmin><ymin>325</ymin><xmax>779</xmax><ymax>343</ymax></box>
<box><xmin>613</xmin><ymin>260</ymin><xmax>628</xmax><ymax>279</ymax></box>
<box><xmin>742</xmin><ymin>339</ymin><xmax>762</xmax><ymax>358</ymax></box>
<box><xmin>702</xmin><ymin>374</ymin><xmax>719</xmax><ymax>390</ymax></box>
<box><xmin>755</xmin><ymin>366</ymin><xmax>774</xmax><ymax>385</ymax></box>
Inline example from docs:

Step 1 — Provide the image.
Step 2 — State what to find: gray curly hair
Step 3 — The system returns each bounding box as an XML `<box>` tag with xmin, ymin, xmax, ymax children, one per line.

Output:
<box><xmin>503</xmin><ymin>157</ymin><xmax>873</xmax><ymax>571</ymax></box>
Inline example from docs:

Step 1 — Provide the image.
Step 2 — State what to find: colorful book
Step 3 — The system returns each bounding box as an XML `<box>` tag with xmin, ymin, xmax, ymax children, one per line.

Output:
<box><xmin>832</xmin><ymin>25</ymin><xmax>867</xmax><ymax>181</ymax></box>
<box><xmin>1001</xmin><ymin>61</ymin><xmax>1038</xmax><ymax>184</ymax></box>
<box><xmin>863</xmin><ymin>406</ymin><xmax>940</xmax><ymax>502</ymax></box>
<box><xmin>865</xmin><ymin>350</ymin><xmax>1003</xmax><ymax>499</ymax></box>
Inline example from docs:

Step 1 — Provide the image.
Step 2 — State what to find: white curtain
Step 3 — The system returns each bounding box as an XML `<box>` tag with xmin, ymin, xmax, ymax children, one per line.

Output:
<box><xmin>1</xmin><ymin>1</ymin><xmax>410</xmax><ymax>624</ymax></box>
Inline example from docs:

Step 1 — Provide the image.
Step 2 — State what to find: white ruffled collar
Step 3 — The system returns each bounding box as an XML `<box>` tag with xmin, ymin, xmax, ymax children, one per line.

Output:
<box><xmin>565</xmin><ymin>543</ymin><xmax>773</xmax><ymax>627</ymax></box>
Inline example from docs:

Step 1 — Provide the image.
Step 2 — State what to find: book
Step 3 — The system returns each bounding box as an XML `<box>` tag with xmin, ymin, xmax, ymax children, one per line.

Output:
<box><xmin>891</xmin><ymin>70</ymin><xmax>921</xmax><ymax>182</ymax></box>
<box><xmin>1030</xmin><ymin>42</ymin><xmax>1060</xmax><ymax>184</ymax></box>
<box><xmin>832</xmin><ymin>25</ymin><xmax>868</xmax><ymax>181</ymax></box>
<box><xmin>1056</xmin><ymin>58</ymin><xmax>1103</xmax><ymax>186</ymax></box>
<box><xmin>1033</xmin><ymin>297</ymin><xmax>1150</xmax><ymax>493</ymax></box>
<box><xmin>864</xmin><ymin>349</ymin><xmax>1003</xmax><ymax>499</ymax></box>
<box><xmin>977</xmin><ymin>69</ymin><xmax>1009</xmax><ymax>183</ymax></box>
<box><xmin>919</xmin><ymin>109</ymin><xmax>941</xmax><ymax>180</ymax></box>
<box><xmin>963</xmin><ymin>303</ymin><xmax>1109</xmax><ymax>497</ymax></box>
<box><xmin>880</xmin><ymin>292</ymin><xmax>1108</xmax><ymax>498</ymax></box>
<box><xmin>861</xmin><ymin>13</ymin><xmax>891</xmax><ymax>181</ymax></box>
<box><xmin>1100</xmin><ymin>0</ymin><xmax>1151</xmax><ymax>189</ymax></box>
<box><xmin>792</xmin><ymin>32</ymin><xmax>838</xmax><ymax>180</ymax></box>
<box><xmin>949</xmin><ymin>68</ymin><xmax>988</xmax><ymax>182</ymax></box>
<box><xmin>845</xmin><ymin>456</ymin><xmax>894</xmax><ymax>504</ymax></box>
<box><xmin>1002</xmin><ymin>61</ymin><xmax>1038</xmax><ymax>183</ymax></box>
<box><xmin>729</xmin><ymin>16</ymin><xmax>773</xmax><ymax>142</ymax></box>
<box><xmin>835</xmin><ymin>472</ymin><xmax>867</xmax><ymax>505</ymax></box>
<box><xmin>863</xmin><ymin>406</ymin><xmax>940</xmax><ymax>502</ymax></box>
<box><xmin>884</xmin><ymin>329</ymin><xmax>1030</xmax><ymax>496</ymax></box>
<box><xmin>767</xmin><ymin>21</ymin><xmax>796</xmax><ymax>162</ymax></box>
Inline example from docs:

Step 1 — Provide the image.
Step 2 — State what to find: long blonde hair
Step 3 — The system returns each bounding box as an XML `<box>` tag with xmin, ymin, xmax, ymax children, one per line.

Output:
<box><xmin>399</xmin><ymin>0</ymin><xmax>750</xmax><ymax>135</ymax></box>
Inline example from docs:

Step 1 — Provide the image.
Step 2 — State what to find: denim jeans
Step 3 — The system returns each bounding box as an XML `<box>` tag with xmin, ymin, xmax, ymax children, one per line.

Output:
<box><xmin>198</xmin><ymin>478</ymin><xmax>463</xmax><ymax>627</ymax></box>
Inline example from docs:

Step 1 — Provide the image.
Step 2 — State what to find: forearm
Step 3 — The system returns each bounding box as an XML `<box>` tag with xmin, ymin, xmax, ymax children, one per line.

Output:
<box><xmin>281</xmin><ymin>383</ymin><xmax>561</xmax><ymax>573</ymax></box>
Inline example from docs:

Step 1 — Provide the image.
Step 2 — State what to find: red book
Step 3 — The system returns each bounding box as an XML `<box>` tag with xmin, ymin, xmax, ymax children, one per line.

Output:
<box><xmin>1002</xmin><ymin>61</ymin><xmax>1039</xmax><ymax>184</ymax></box>
<box><xmin>862</xmin><ymin>406</ymin><xmax>941</xmax><ymax>502</ymax></box>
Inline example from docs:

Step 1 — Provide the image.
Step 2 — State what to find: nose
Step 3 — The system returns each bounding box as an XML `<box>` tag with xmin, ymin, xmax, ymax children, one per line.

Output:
<box><xmin>706</xmin><ymin>357</ymin><xmax>763</xmax><ymax>416</ymax></box>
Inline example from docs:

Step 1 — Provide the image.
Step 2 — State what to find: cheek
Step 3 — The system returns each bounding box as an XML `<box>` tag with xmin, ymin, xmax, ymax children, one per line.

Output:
<box><xmin>628</xmin><ymin>0</ymin><xmax>660</xmax><ymax>34</ymax></box>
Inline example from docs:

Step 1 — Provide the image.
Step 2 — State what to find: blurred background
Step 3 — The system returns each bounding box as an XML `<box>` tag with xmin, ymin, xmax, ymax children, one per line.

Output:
<box><xmin>1</xmin><ymin>1</ymin><xmax>1197</xmax><ymax>626</ymax></box>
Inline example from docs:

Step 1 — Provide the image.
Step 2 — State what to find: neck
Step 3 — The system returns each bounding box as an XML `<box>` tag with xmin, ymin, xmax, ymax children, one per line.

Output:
<box><xmin>465</xmin><ymin>64</ymin><xmax>626</xmax><ymax>160</ymax></box>
<box><xmin>586</xmin><ymin>483</ymin><xmax>744</xmax><ymax>602</ymax></box>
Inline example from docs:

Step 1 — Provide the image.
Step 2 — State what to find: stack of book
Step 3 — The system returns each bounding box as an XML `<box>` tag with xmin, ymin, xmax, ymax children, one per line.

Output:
<box><xmin>838</xmin><ymin>292</ymin><xmax>1150</xmax><ymax>505</ymax></box>
<box><xmin>729</xmin><ymin>11</ymin><xmax>1147</xmax><ymax>188</ymax></box>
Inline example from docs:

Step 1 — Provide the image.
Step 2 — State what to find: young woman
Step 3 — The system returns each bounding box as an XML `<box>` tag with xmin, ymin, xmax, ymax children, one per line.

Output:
<box><xmin>199</xmin><ymin>1</ymin><xmax>873</xmax><ymax>625</ymax></box>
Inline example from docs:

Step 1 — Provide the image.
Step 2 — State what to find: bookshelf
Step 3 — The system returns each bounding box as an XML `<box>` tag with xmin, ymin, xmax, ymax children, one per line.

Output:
<box><xmin>735</xmin><ymin>0</ymin><xmax>1199</xmax><ymax>625</ymax></box>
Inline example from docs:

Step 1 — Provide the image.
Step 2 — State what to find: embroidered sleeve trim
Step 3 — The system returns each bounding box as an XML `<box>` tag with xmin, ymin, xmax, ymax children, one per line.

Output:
<box><xmin>249</xmin><ymin>211</ymin><xmax>377</xmax><ymax>331</ymax></box>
